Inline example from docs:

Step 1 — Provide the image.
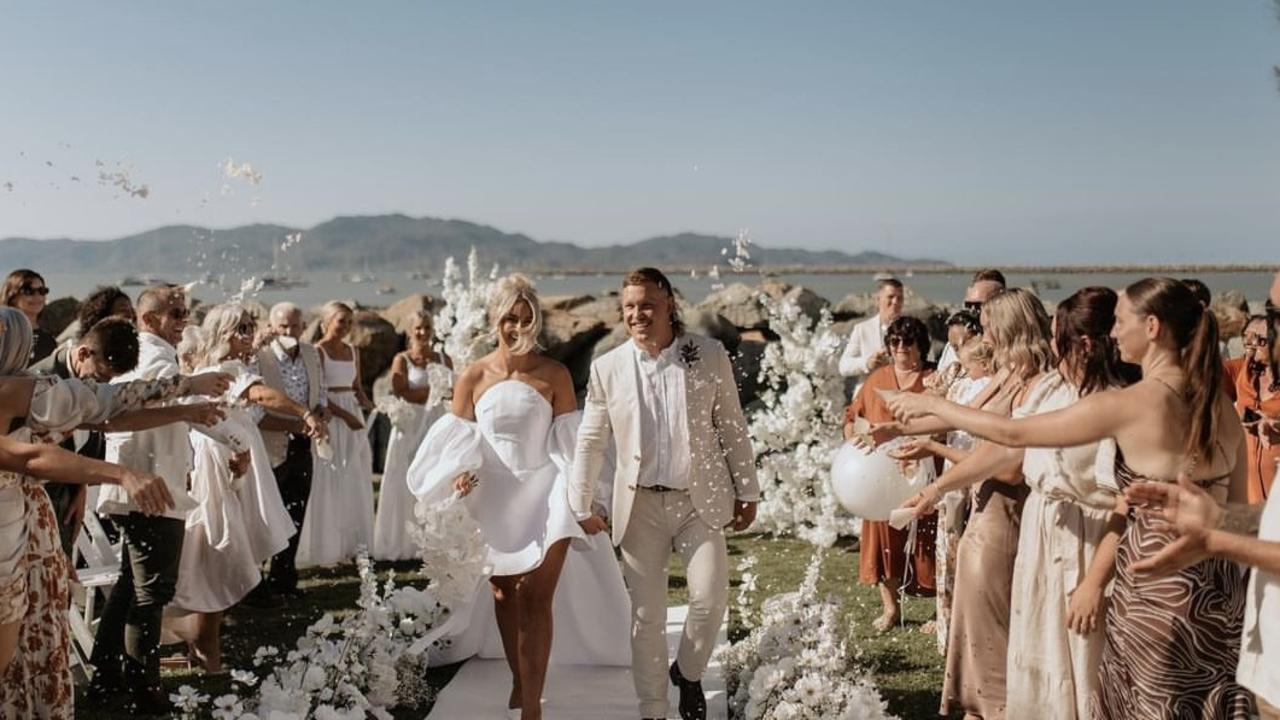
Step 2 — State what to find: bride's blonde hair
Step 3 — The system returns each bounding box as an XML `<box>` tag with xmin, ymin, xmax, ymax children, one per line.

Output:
<box><xmin>487</xmin><ymin>273</ymin><xmax>542</xmax><ymax>356</ymax></box>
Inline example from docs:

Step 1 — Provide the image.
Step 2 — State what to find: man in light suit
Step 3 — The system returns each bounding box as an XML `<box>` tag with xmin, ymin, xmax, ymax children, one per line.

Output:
<box><xmin>838</xmin><ymin>277</ymin><xmax>904</xmax><ymax>381</ymax></box>
<box><xmin>254</xmin><ymin>302</ymin><xmax>328</xmax><ymax>599</ymax></box>
<box><xmin>570</xmin><ymin>267</ymin><xmax>760</xmax><ymax>720</ymax></box>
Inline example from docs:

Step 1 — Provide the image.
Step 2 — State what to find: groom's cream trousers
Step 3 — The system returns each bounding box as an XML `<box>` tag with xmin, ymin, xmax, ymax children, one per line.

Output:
<box><xmin>621</xmin><ymin>487</ymin><xmax>728</xmax><ymax>719</ymax></box>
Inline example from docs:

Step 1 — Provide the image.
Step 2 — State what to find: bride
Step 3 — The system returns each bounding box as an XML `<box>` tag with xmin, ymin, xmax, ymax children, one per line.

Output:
<box><xmin>407</xmin><ymin>274</ymin><xmax>629</xmax><ymax>720</ymax></box>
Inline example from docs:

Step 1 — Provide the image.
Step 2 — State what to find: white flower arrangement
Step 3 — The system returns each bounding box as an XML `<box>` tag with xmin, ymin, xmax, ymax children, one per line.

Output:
<box><xmin>718</xmin><ymin>550</ymin><xmax>897</xmax><ymax>720</ymax></box>
<box><xmin>748</xmin><ymin>292</ymin><xmax>857</xmax><ymax>545</ymax></box>
<box><xmin>374</xmin><ymin>395</ymin><xmax>419</xmax><ymax>432</ymax></box>
<box><xmin>434</xmin><ymin>248</ymin><xmax>498</xmax><ymax>371</ymax></box>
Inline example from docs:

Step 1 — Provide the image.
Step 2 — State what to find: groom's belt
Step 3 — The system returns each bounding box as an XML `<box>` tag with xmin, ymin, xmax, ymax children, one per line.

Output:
<box><xmin>637</xmin><ymin>484</ymin><xmax>687</xmax><ymax>493</ymax></box>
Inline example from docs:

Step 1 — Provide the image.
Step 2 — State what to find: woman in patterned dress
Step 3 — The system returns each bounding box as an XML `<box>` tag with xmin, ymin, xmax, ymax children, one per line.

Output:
<box><xmin>888</xmin><ymin>277</ymin><xmax>1256</xmax><ymax>720</ymax></box>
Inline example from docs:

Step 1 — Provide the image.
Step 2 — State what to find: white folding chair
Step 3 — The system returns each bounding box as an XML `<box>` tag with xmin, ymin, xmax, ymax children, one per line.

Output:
<box><xmin>67</xmin><ymin>512</ymin><xmax>122</xmax><ymax>683</ymax></box>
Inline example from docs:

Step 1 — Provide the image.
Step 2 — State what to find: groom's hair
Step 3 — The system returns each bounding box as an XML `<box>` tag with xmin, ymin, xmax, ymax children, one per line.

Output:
<box><xmin>622</xmin><ymin>267</ymin><xmax>684</xmax><ymax>336</ymax></box>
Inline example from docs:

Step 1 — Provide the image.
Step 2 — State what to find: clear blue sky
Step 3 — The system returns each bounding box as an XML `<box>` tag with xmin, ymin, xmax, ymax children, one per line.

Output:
<box><xmin>2</xmin><ymin>1</ymin><xmax>1278</xmax><ymax>264</ymax></box>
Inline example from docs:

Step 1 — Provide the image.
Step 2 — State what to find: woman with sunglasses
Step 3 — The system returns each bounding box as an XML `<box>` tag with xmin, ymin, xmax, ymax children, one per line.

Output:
<box><xmin>166</xmin><ymin>303</ymin><xmax>328</xmax><ymax>673</ymax></box>
<box><xmin>3</xmin><ymin>269</ymin><xmax>57</xmax><ymax>366</ymax></box>
<box><xmin>841</xmin><ymin>315</ymin><xmax>938</xmax><ymax>632</ymax></box>
<box><xmin>1227</xmin><ymin>315</ymin><xmax>1279</xmax><ymax>503</ymax></box>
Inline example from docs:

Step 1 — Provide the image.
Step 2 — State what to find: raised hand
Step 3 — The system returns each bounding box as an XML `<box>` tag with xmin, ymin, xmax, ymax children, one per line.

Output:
<box><xmin>186</xmin><ymin>371</ymin><xmax>234</xmax><ymax>398</ymax></box>
<box><xmin>120</xmin><ymin>467</ymin><xmax>175</xmax><ymax>515</ymax></box>
<box><xmin>182</xmin><ymin>402</ymin><xmax>226</xmax><ymax>427</ymax></box>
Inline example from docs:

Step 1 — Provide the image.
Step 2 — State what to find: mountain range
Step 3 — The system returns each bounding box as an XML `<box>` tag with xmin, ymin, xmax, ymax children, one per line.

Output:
<box><xmin>0</xmin><ymin>214</ymin><xmax>948</xmax><ymax>273</ymax></box>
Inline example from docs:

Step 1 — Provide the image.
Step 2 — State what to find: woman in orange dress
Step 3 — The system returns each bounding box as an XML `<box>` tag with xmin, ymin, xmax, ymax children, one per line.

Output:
<box><xmin>843</xmin><ymin>315</ymin><xmax>937</xmax><ymax>631</ymax></box>
<box><xmin>1235</xmin><ymin>315</ymin><xmax>1280</xmax><ymax>503</ymax></box>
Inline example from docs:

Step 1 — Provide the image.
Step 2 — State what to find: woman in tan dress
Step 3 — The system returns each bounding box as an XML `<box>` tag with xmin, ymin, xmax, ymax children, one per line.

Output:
<box><xmin>843</xmin><ymin>316</ymin><xmax>937</xmax><ymax>631</ymax></box>
<box><xmin>889</xmin><ymin>277</ymin><xmax>1255</xmax><ymax>720</ymax></box>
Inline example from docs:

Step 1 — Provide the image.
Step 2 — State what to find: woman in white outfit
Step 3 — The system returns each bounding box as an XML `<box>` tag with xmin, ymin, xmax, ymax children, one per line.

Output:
<box><xmin>299</xmin><ymin>302</ymin><xmax>375</xmax><ymax>567</ymax></box>
<box><xmin>373</xmin><ymin>310</ymin><xmax>453</xmax><ymax>561</ymax></box>
<box><xmin>169</xmin><ymin>303</ymin><xmax>328</xmax><ymax>672</ymax></box>
<box><xmin>408</xmin><ymin>274</ymin><xmax>630</xmax><ymax>720</ymax></box>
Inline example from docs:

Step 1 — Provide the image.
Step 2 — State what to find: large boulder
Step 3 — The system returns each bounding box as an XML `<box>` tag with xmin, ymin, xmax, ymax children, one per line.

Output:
<box><xmin>542</xmin><ymin>294</ymin><xmax>597</xmax><ymax>313</ymax></box>
<box><xmin>541</xmin><ymin>309</ymin><xmax>611</xmax><ymax>391</ymax></box>
<box><xmin>568</xmin><ymin>294</ymin><xmax>623</xmax><ymax>327</ymax></box>
<box><xmin>731</xmin><ymin>331</ymin><xmax>770</xmax><ymax>406</ymax></box>
<box><xmin>39</xmin><ymin>297</ymin><xmax>80</xmax><ymax>339</ymax></box>
<box><xmin>697</xmin><ymin>283</ymin><xmax>768</xmax><ymax>330</ymax></box>
<box><xmin>833</xmin><ymin>293</ymin><xmax>877</xmax><ymax>321</ymax></box>
<box><xmin>380</xmin><ymin>293</ymin><xmax>444</xmax><ymax>333</ymax></box>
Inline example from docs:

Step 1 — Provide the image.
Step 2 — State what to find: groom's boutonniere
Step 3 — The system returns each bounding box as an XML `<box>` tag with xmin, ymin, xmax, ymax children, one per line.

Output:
<box><xmin>678</xmin><ymin>339</ymin><xmax>700</xmax><ymax>368</ymax></box>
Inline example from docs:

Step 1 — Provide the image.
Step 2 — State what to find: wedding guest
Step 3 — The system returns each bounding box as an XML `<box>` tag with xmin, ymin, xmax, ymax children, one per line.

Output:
<box><xmin>882</xmin><ymin>287</ymin><xmax>1050</xmax><ymax>720</ymax></box>
<box><xmin>372</xmin><ymin>310</ymin><xmax>453</xmax><ymax>561</ymax></box>
<box><xmin>0</xmin><ymin>307</ymin><xmax>225</xmax><ymax>718</ymax></box>
<box><xmin>76</xmin><ymin>285</ymin><xmax>137</xmax><ymax>334</ymax></box>
<box><xmin>842</xmin><ymin>315</ymin><xmax>938</xmax><ymax>632</ymax></box>
<box><xmin>92</xmin><ymin>285</ymin><xmax>244</xmax><ymax>714</ymax></box>
<box><xmin>1230</xmin><ymin>315</ymin><xmax>1278</xmax><ymax>503</ymax></box>
<box><xmin>3</xmin><ymin>269</ymin><xmax>57</xmax><ymax>366</ymax></box>
<box><xmin>1183</xmin><ymin>277</ymin><xmax>1212</xmax><ymax>307</ymax></box>
<box><xmin>928</xmin><ymin>310</ymin><xmax>982</xmax><ymax>393</ymax></box>
<box><xmin>254</xmin><ymin>302</ymin><xmax>329</xmax><ymax>600</ymax></box>
<box><xmin>409</xmin><ymin>274</ymin><xmax>630</xmax><ymax>719</ymax></box>
<box><xmin>167</xmin><ymin>304</ymin><xmax>325</xmax><ymax>672</ymax></box>
<box><xmin>936</xmin><ymin>268</ymin><xmax>1007</xmax><ymax>373</ymax></box>
<box><xmin>838</xmin><ymin>278</ymin><xmax>904</xmax><ymax>383</ymax></box>
<box><xmin>889</xmin><ymin>277</ymin><xmax>1256</xmax><ymax>719</ymax></box>
<box><xmin>297</xmin><ymin>302</ymin><xmax>374</xmax><ymax>568</ymax></box>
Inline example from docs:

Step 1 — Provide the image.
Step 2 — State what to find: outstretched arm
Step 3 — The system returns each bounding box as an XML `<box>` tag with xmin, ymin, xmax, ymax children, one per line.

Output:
<box><xmin>902</xmin><ymin>440</ymin><xmax>1025</xmax><ymax>517</ymax></box>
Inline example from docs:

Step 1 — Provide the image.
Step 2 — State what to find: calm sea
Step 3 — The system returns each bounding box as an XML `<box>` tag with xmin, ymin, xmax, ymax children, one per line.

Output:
<box><xmin>39</xmin><ymin>268</ymin><xmax>1277</xmax><ymax>311</ymax></box>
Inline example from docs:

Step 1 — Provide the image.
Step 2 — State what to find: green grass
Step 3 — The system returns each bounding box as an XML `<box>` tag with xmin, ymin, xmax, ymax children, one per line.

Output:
<box><xmin>76</xmin><ymin>530</ymin><xmax>948</xmax><ymax>718</ymax></box>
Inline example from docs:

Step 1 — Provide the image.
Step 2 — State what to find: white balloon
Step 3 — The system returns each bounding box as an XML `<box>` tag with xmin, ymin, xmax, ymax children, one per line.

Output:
<box><xmin>829</xmin><ymin>439</ymin><xmax>933</xmax><ymax>521</ymax></box>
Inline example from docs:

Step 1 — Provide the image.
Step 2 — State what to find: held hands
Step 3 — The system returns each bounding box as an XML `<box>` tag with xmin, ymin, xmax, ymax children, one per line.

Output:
<box><xmin>186</xmin><ymin>371</ymin><xmax>234</xmax><ymax>398</ymax></box>
<box><xmin>578</xmin><ymin>513</ymin><xmax>609</xmax><ymax>535</ymax></box>
<box><xmin>182</xmin><ymin>402</ymin><xmax>226</xmax><ymax>427</ymax></box>
<box><xmin>301</xmin><ymin>411</ymin><xmax>329</xmax><ymax>442</ymax></box>
<box><xmin>228</xmin><ymin>450</ymin><xmax>252</xmax><ymax>479</ymax></box>
<box><xmin>1065</xmin><ymin>581</ymin><xmax>1107</xmax><ymax>635</ymax></box>
<box><xmin>729</xmin><ymin>500</ymin><xmax>758</xmax><ymax>532</ymax></box>
<box><xmin>452</xmin><ymin>472</ymin><xmax>477</xmax><ymax>497</ymax></box>
<box><xmin>1123</xmin><ymin>473</ymin><xmax>1221</xmax><ymax>576</ymax></box>
<box><xmin>121</xmin><ymin>468</ymin><xmax>175</xmax><ymax>515</ymax></box>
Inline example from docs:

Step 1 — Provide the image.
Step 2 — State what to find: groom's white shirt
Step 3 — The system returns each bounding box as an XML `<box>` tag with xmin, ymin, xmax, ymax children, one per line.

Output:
<box><xmin>632</xmin><ymin>339</ymin><xmax>691</xmax><ymax>491</ymax></box>
<box><xmin>570</xmin><ymin>332</ymin><xmax>760</xmax><ymax>545</ymax></box>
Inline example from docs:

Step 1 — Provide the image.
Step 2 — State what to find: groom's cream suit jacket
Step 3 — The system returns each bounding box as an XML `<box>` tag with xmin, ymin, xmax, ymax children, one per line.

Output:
<box><xmin>570</xmin><ymin>333</ymin><xmax>760</xmax><ymax>545</ymax></box>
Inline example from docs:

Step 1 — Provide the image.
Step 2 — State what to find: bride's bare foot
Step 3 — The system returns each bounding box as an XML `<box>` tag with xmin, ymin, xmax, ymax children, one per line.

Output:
<box><xmin>187</xmin><ymin>641</ymin><xmax>222</xmax><ymax>674</ymax></box>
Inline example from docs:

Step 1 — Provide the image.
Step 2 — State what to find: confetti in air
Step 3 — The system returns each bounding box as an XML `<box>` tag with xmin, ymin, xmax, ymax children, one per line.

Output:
<box><xmin>728</xmin><ymin>228</ymin><xmax>753</xmax><ymax>272</ymax></box>
<box><xmin>95</xmin><ymin>160</ymin><xmax>150</xmax><ymax>199</ymax></box>
<box><xmin>221</xmin><ymin>157</ymin><xmax>263</xmax><ymax>185</ymax></box>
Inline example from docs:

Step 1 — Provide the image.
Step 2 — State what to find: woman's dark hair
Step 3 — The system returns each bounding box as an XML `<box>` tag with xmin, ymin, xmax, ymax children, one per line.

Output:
<box><xmin>622</xmin><ymin>267</ymin><xmax>684</xmax><ymax>336</ymax></box>
<box><xmin>946</xmin><ymin>310</ymin><xmax>982</xmax><ymax>336</ymax></box>
<box><xmin>1180</xmin><ymin>278</ymin><xmax>1212</xmax><ymax>308</ymax></box>
<box><xmin>3</xmin><ymin>269</ymin><xmax>45</xmax><ymax>309</ymax></box>
<box><xmin>1054</xmin><ymin>287</ymin><xmax>1135</xmax><ymax>395</ymax></box>
<box><xmin>81</xmin><ymin>317</ymin><xmax>140</xmax><ymax>375</ymax></box>
<box><xmin>884</xmin><ymin>315</ymin><xmax>930</xmax><ymax>358</ymax></box>
<box><xmin>77</xmin><ymin>285</ymin><xmax>133</xmax><ymax>338</ymax></box>
<box><xmin>1126</xmin><ymin>277</ymin><xmax>1222</xmax><ymax>462</ymax></box>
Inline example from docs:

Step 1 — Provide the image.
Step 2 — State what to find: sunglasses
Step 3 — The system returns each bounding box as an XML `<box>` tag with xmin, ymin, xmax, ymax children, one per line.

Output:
<box><xmin>886</xmin><ymin>336</ymin><xmax>916</xmax><ymax>348</ymax></box>
<box><xmin>963</xmin><ymin>300</ymin><xmax>983</xmax><ymax>311</ymax></box>
<box><xmin>1244</xmin><ymin>334</ymin><xmax>1268</xmax><ymax>348</ymax></box>
<box><xmin>166</xmin><ymin>307</ymin><xmax>190</xmax><ymax>321</ymax></box>
<box><xmin>234</xmin><ymin>322</ymin><xmax>256</xmax><ymax>338</ymax></box>
<box><xmin>18</xmin><ymin>285</ymin><xmax>49</xmax><ymax>297</ymax></box>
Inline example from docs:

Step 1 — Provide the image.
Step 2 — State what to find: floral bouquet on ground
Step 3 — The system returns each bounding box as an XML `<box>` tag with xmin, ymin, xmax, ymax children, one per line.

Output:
<box><xmin>718</xmin><ymin>550</ymin><xmax>898</xmax><ymax>720</ymax></box>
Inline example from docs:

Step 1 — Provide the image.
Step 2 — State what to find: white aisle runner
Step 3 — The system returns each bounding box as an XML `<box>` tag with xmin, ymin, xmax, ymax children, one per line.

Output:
<box><xmin>427</xmin><ymin>604</ymin><xmax>728</xmax><ymax>719</ymax></box>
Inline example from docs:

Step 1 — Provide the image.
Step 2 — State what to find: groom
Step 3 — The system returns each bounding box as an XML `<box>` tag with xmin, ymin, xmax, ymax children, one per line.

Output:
<box><xmin>571</xmin><ymin>267</ymin><xmax>760</xmax><ymax>720</ymax></box>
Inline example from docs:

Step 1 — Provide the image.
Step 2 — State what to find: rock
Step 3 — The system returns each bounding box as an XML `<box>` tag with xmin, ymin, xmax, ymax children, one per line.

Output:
<box><xmin>542</xmin><ymin>294</ymin><xmax>596</xmax><ymax>312</ymax></box>
<box><xmin>380</xmin><ymin>293</ymin><xmax>444</xmax><ymax>333</ymax></box>
<box><xmin>757</xmin><ymin>280</ymin><xmax>829</xmax><ymax>321</ymax></box>
<box><xmin>833</xmin><ymin>293</ymin><xmax>877</xmax><ymax>321</ymax></box>
<box><xmin>731</xmin><ymin>338</ymin><xmax>768</xmax><ymax>406</ymax></box>
<box><xmin>591</xmin><ymin>324</ymin><xmax>631</xmax><ymax>361</ymax></box>
<box><xmin>541</xmin><ymin>309</ymin><xmax>610</xmax><ymax>391</ymax></box>
<box><xmin>39</xmin><ymin>297</ymin><xmax>80</xmax><ymax>339</ymax></box>
<box><xmin>567</xmin><ymin>294</ymin><xmax>622</xmax><ymax>326</ymax></box>
<box><xmin>697</xmin><ymin>283</ymin><xmax>768</xmax><ymax>329</ymax></box>
<box><xmin>681</xmin><ymin>307</ymin><xmax>740</xmax><ymax>351</ymax></box>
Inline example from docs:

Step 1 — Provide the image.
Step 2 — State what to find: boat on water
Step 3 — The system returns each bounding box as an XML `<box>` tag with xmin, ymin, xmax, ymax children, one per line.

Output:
<box><xmin>260</xmin><ymin>274</ymin><xmax>309</xmax><ymax>291</ymax></box>
<box><xmin>376</xmin><ymin>283</ymin><xmax>397</xmax><ymax>296</ymax></box>
<box><xmin>407</xmin><ymin>269</ymin><xmax>430</xmax><ymax>280</ymax></box>
<box><xmin>341</xmin><ymin>271</ymin><xmax>377</xmax><ymax>283</ymax></box>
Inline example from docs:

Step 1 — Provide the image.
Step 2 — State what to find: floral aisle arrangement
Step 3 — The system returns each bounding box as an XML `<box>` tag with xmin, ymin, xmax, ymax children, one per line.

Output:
<box><xmin>434</xmin><ymin>247</ymin><xmax>498</xmax><ymax>369</ymax></box>
<box><xmin>718</xmin><ymin>550</ymin><xmax>898</xmax><ymax>720</ymax></box>
<box><xmin>173</xmin><ymin>492</ymin><xmax>490</xmax><ymax>719</ymax></box>
<box><xmin>747</xmin><ymin>291</ymin><xmax>855</xmax><ymax>546</ymax></box>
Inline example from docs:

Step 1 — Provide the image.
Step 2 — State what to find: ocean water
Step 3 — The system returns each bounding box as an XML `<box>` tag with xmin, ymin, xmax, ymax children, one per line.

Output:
<box><xmin>38</xmin><ymin>268</ymin><xmax>1276</xmax><ymax>311</ymax></box>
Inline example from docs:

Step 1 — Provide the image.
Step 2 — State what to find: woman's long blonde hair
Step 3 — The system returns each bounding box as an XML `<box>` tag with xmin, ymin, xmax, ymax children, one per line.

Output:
<box><xmin>982</xmin><ymin>288</ymin><xmax>1054</xmax><ymax>379</ymax></box>
<box><xmin>178</xmin><ymin>302</ymin><xmax>251</xmax><ymax>371</ymax></box>
<box><xmin>488</xmin><ymin>273</ymin><xmax>542</xmax><ymax>355</ymax></box>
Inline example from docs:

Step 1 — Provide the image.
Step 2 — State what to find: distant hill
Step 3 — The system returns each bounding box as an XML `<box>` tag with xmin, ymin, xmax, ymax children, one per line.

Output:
<box><xmin>0</xmin><ymin>214</ymin><xmax>948</xmax><ymax>273</ymax></box>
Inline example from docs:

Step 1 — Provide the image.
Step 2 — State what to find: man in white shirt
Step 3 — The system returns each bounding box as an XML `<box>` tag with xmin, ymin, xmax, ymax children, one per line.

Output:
<box><xmin>254</xmin><ymin>302</ymin><xmax>328</xmax><ymax>599</ymax></box>
<box><xmin>838</xmin><ymin>278</ymin><xmax>904</xmax><ymax>380</ymax></box>
<box><xmin>571</xmin><ymin>267</ymin><xmax>760</xmax><ymax>720</ymax></box>
<box><xmin>936</xmin><ymin>268</ymin><xmax>1006</xmax><ymax>374</ymax></box>
<box><xmin>91</xmin><ymin>285</ymin><xmax>245</xmax><ymax>713</ymax></box>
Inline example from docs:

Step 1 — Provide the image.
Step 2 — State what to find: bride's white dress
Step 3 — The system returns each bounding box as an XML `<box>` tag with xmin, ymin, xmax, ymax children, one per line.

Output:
<box><xmin>407</xmin><ymin>379</ymin><xmax>631</xmax><ymax>666</ymax></box>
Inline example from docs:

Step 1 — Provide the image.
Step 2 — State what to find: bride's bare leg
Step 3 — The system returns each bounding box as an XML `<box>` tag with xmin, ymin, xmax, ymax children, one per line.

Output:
<box><xmin>490</xmin><ymin>575</ymin><xmax>522</xmax><ymax>709</ymax></box>
<box><xmin>189</xmin><ymin>611</ymin><xmax>224</xmax><ymax>673</ymax></box>
<box><xmin>515</xmin><ymin>539</ymin><xmax>570</xmax><ymax>720</ymax></box>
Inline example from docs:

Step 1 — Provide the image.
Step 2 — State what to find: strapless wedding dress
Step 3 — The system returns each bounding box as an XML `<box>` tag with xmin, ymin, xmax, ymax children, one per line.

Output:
<box><xmin>407</xmin><ymin>379</ymin><xmax>630</xmax><ymax>666</ymax></box>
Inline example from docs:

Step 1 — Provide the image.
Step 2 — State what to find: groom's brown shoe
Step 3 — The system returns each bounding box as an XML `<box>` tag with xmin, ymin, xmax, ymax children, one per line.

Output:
<box><xmin>669</xmin><ymin>661</ymin><xmax>707</xmax><ymax>720</ymax></box>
